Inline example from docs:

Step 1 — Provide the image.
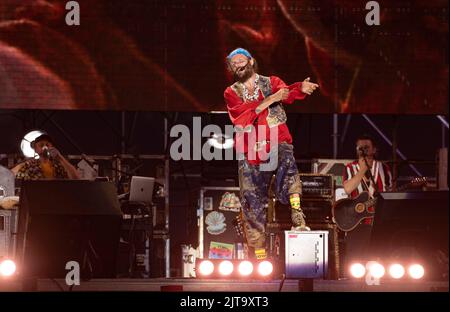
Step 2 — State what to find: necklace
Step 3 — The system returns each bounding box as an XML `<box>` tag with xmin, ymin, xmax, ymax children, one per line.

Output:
<box><xmin>242</xmin><ymin>74</ymin><xmax>260</xmax><ymax>101</ymax></box>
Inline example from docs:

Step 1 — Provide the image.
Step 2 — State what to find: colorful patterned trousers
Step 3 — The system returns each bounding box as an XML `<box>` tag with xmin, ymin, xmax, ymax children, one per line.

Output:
<box><xmin>238</xmin><ymin>143</ymin><xmax>302</xmax><ymax>248</ymax></box>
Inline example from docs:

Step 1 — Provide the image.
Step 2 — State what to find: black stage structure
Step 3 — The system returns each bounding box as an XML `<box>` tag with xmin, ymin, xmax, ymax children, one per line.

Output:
<box><xmin>0</xmin><ymin>110</ymin><xmax>448</xmax><ymax>292</ymax></box>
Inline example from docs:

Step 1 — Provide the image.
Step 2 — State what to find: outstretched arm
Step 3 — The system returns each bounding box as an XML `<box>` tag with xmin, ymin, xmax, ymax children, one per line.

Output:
<box><xmin>300</xmin><ymin>77</ymin><xmax>319</xmax><ymax>95</ymax></box>
<box><xmin>271</xmin><ymin>76</ymin><xmax>319</xmax><ymax>105</ymax></box>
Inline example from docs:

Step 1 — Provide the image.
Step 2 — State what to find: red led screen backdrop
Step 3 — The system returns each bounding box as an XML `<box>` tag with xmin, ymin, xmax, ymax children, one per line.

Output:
<box><xmin>0</xmin><ymin>0</ymin><xmax>447</xmax><ymax>113</ymax></box>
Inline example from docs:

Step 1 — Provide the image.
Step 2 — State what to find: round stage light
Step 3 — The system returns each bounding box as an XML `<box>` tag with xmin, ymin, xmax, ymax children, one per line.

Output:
<box><xmin>257</xmin><ymin>261</ymin><xmax>273</xmax><ymax>276</ymax></box>
<box><xmin>408</xmin><ymin>264</ymin><xmax>425</xmax><ymax>279</ymax></box>
<box><xmin>238</xmin><ymin>261</ymin><xmax>253</xmax><ymax>276</ymax></box>
<box><xmin>0</xmin><ymin>259</ymin><xmax>16</xmax><ymax>277</ymax></box>
<box><xmin>198</xmin><ymin>260</ymin><xmax>214</xmax><ymax>276</ymax></box>
<box><xmin>218</xmin><ymin>260</ymin><xmax>234</xmax><ymax>276</ymax></box>
<box><xmin>368</xmin><ymin>262</ymin><xmax>385</xmax><ymax>279</ymax></box>
<box><xmin>388</xmin><ymin>264</ymin><xmax>405</xmax><ymax>279</ymax></box>
<box><xmin>349</xmin><ymin>263</ymin><xmax>366</xmax><ymax>278</ymax></box>
<box><xmin>20</xmin><ymin>130</ymin><xmax>46</xmax><ymax>158</ymax></box>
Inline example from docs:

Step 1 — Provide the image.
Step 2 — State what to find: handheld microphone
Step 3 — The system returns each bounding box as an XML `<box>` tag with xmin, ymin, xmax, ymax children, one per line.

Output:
<box><xmin>42</xmin><ymin>146</ymin><xmax>51</xmax><ymax>159</ymax></box>
<box><xmin>357</xmin><ymin>145</ymin><xmax>369</xmax><ymax>155</ymax></box>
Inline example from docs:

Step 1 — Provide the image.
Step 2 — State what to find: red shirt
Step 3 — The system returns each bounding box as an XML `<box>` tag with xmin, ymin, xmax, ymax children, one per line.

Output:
<box><xmin>224</xmin><ymin>76</ymin><xmax>306</xmax><ymax>164</ymax></box>
<box><xmin>343</xmin><ymin>160</ymin><xmax>392</xmax><ymax>224</ymax></box>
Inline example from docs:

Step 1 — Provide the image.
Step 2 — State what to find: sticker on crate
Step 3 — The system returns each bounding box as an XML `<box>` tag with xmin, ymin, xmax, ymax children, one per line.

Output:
<box><xmin>203</xmin><ymin>197</ymin><xmax>213</xmax><ymax>211</ymax></box>
<box><xmin>205</xmin><ymin>211</ymin><xmax>226</xmax><ymax>235</ymax></box>
<box><xmin>218</xmin><ymin>192</ymin><xmax>241</xmax><ymax>212</ymax></box>
<box><xmin>208</xmin><ymin>241</ymin><xmax>234</xmax><ymax>259</ymax></box>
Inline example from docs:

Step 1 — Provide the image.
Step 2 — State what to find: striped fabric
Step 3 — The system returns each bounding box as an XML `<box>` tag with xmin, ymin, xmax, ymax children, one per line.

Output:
<box><xmin>343</xmin><ymin>160</ymin><xmax>393</xmax><ymax>224</ymax></box>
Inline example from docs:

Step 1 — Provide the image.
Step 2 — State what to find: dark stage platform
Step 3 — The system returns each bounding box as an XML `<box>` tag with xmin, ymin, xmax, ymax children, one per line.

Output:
<box><xmin>0</xmin><ymin>278</ymin><xmax>447</xmax><ymax>292</ymax></box>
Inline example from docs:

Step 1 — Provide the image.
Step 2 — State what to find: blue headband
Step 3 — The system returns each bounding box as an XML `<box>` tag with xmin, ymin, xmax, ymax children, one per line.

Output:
<box><xmin>227</xmin><ymin>48</ymin><xmax>252</xmax><ymax>60</ymax></box>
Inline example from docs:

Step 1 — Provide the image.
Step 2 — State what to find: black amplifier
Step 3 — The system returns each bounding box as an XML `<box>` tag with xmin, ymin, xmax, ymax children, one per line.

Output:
<box><xmin>268</xmin><ymin>198</ymin><xmax>334</xmax><ymax>225</ymax></box>
<box><xmin>300</xmin><ymin>174</ymin><xmax>334</xmax><ymax>198</ymax></box>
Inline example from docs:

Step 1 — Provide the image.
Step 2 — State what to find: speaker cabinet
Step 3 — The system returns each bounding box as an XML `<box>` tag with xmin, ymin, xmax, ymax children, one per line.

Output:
<box><xmin>16</xmin><ymin>180</ymin><xmax>122</xmax><ymax>279</ymax></box>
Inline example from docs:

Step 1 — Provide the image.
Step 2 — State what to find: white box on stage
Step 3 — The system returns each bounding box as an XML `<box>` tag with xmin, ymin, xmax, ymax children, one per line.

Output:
<box><xmin>284</xmin><ymin>230</ymin><xmax>328</xmax><ymax>279</ymax></box>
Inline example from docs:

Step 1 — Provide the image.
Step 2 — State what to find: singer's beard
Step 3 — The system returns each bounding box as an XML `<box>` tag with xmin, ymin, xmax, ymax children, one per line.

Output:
<box><xmin>39</xmin><ymin>152</ymin><xmax>49</xmax><ymax>160</ymax></box>
<box><xmin>234</xmin><ymin>63</ymin><xmax>255</xmax><ymax>83</ymax></box>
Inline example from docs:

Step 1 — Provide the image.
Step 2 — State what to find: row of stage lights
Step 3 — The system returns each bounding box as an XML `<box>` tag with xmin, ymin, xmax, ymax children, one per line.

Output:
<box><xmin>197</xmin><ymin>259</ymin><xmax>426</xmax><ymax>280</ymax></box>
<box><xmin>2</xmin><ymin>258</ymin><xmax>426</xmax><ymax>281</ymax></box>
<box><xmin>350</xmin><ymin>261</ymin><xmax>425</xmax><ymax>280</ymax></box>
<box><xmin>196</xmin><ymin>259</ymin><xmax>274</xmax><ymax>278</ymax></box>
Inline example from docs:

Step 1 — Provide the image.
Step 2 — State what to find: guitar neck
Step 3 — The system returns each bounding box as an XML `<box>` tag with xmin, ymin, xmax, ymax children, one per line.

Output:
<box><xmin>393</xmin><ymin>178</ymin><xmax>426</xmax><ymax>192</ymax></box>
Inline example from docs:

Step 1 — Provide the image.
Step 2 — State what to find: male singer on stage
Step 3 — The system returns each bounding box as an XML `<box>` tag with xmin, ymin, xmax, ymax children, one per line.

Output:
<box><xmin>224</xmin><ymin>48</ymin><xmax>319</xmax><ymax>259</ymax></box>
<box><xmin>13</xmin><ymin>133</ymin><xmax>80</xmax><ymax>180</ymax></box>
<box><xmin>342</xmin><ymin>134</ymin><xmax>392</xmax><ymax>263</ymax></box>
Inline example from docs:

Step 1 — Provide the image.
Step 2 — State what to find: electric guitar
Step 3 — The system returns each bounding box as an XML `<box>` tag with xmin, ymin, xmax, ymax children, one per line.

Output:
<box><xmin>332</xmin><ymin>177</ymin><xmax>427</xmax><ymax>232</ymax></box>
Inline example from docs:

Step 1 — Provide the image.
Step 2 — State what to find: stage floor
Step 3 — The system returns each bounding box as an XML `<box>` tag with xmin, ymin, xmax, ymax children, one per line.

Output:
<box><xmin>0</xmin><ymin>278</ymin><xmax>448</xmax><ymax>292</ymax></box>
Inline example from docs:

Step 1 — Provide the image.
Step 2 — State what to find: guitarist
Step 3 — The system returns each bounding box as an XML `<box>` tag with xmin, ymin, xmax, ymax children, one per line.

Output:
<box><xmin>342</xmin><ymin>135</ymin><xmax>392</xmax><ymax>265</ymax></box>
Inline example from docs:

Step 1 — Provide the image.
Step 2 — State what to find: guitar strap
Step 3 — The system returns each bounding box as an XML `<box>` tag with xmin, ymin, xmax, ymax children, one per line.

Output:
<box><xmin>378</xmin><ymin>162</ymin><xmax>388</xmax><ymax>191</ymax></box>
<box><xmin>357</xmin><ymin>161</ymin><xmax>380</xmax><ymax>198</ymax></box>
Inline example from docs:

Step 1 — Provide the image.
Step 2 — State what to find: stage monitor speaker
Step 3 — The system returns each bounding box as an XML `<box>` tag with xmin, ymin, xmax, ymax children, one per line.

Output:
<box><xmin>16</xmin><ymin>180</ymin><xmax>123</xmax><ymax>279</ymax></box>
<box><xmin>269</xmin><ymin>199</ymin><xmax>333</xmax><ymax>224</ymax></box>
<box><xmin>370</xmin><ymin>191</ymin><xmax>449</xmax><ymax>279</ymax></box>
